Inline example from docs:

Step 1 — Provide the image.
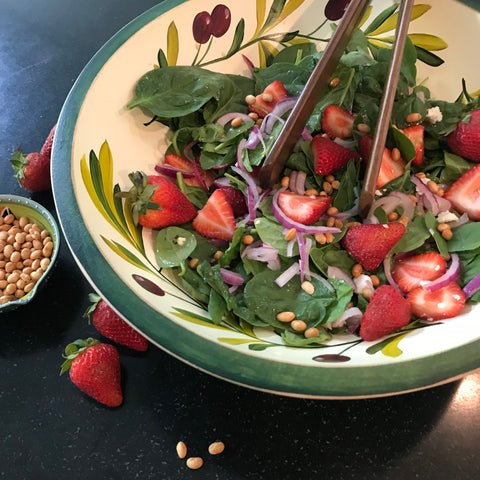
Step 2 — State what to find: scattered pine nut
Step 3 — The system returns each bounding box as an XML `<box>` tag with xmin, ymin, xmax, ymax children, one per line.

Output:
<box><xmin>248</xmin><ymin>112</ymin><xmax>259</xmax><ymax>121</ymax></box>
<box><xmin>213</xmin><ymin>250</ymin><xmax>224</xmax><ymax>260</ymax></box>
<box><xmin>329</xmin><ymin>76</ymin><xmax>340</xmax><ymax>87</ymax></box>
<box><xmin>322</xmin><ymin>182</ymin><xmax>333</xmax><ymax>194</ymax></box>
<box><xmin>387</xmin><ymin>212</ymin><xmax>399</xmax><ymax>221</ymax></box>
<box><xmin>301</xmin><ymin>280</ymin><xmax>315</xmax><ymax>295</ymax></box>
<box><xmin>305</xmin><ymin>327</ymin><xmax>320</xmax><ymax>338</ymax></box>
<box><xmin>427</xmin><ymin>180</ymin><xmax>439</xmax><ymax>194</ymax></box>
<box><xmin>326</xmin><ymin>217</ymin><xmax>336</xmax><ymax>227</ymax></box>
<box><xmin>314</xmin><ymin>233</ymin><xmax>327</xmax><ymax>244</ymax></box>
<box><xmin>362</xmin><ymin>287</ymin><xmax>373</xmax><ymax>300</ymax></box>
<box><xmin>441</xmin><ymin>229</ymin><xmax>453</xmax><ymax>240</ymax></box>
<box><xmin>357</xmin><ymin>123</ymin><xmax>371</xmax><ymax>133</ymax></box>
<box><xmin>437</xmin><ymin>223</ymin><xmax>450</xmax><ymax>232</ymax></box>
<box><xmin>326</xmin><ymin>206</ymin><xmax>338</xmax><ymax>216</ymax></box>
<box><xmin>325</xmin><ymin>233</ymin><xmax>334</xmax><ymax>243</ymax></box>
<box><xmin>415</xmin><ymin>172</ymin><xmax>427</xmax><ymax>178</ymax></box>
<box><xmin>331</xmin><ymin>180</ymin><xmax>341</xmax><ymax>190</ymax></box>
<box><xmin>176</xmin><ymin>441</ymin><xmax>187</xmax><ymax>459</ymax></box>
<box><xmin>392</xmin><ymin>147</ymin><xmax>402</xmax><ymax>163</ymax></box>
<box><xmin>186</xmin><ymin>457</ymin><xmax>204</xmax><ymax>470</ymax></box>
<box><xmin>334</xmin><ymin>219</ymin><xmax>343</xmax><ymax>229</ymax></box>
<box><xmin>208</xmin><ymin>442</ymin><xmax>225</xmax><ymax>455</ymax></box>
<box><xmin>245</xmin><ymin>94</ymin><xmax>256</xmax><ymax>105</ymax></box>
<box><xmin>284</xmin><ymin>228</ymin><xmax>297</xmax><ymax>242</ymax></box>
<box><xmin>277</xmin><ymin>311</ymin><xmax>295</xmax><ymax>323</ymax></box>
<box><xmin>406</xmin><ymin>112</ymin><xmax>422</xmax><ymax>123</ymax></box>
<box><xmin>325</xmin><ymin>174</ymin><xmax>336</xmax><ymax>183</ymax></box>
<box><xmin>281</xmin><ymin>176</ymin><xmax>290</xmax><ymax>188</ymax></box>
<box><xmin>370</xmin><ymin>275</ymin><xmax>380</xmax><ymax>287</ymax></box>
<box><xmin>304</xmin><ymin>188</ymin><xmax>319</xmax><ymax>196</ymax></box>
<box><xmin>242</xmin><ymin>235</ymin><xmax>254</xmax><ymax>245</ymax></box>
<box><xmin>189</xmin><ymin>257</ymin><xmax>199</xmax><ymax>269</ymax></box>
<box><xmin>231</xmin><ymin>117</ymin><xmax>243</xmax><ymax>128</ymax></box>
<box><xmin>262</xmin><ymin>92</ymin><xmax>274</xmax><ymax>103</ymax></box>
<box><xmin>352</xmin><ymin>264</ymin><xmax>363</xmax><ymax>278</ymax></box>
<box><xmin>291</xmin><ymin>320</ymin><xmax>307</xmax><ymax>332</ymax></box>
<box><xmin>398</xmin><ymin>216</ymin><xmax>409</xmax><ymax>227</ymax></box>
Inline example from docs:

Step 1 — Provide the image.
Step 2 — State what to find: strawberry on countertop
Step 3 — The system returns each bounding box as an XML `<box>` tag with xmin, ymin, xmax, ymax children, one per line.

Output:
<box><xmin>60</xmin><ymin>338</ymin><xmax>123</xmax><ymax>407</ymax></box>
<box><xmin>311</xmin><ymin>134</ymin><xmax>360</xmax><ymax>176</ymax></box>
<box><xmin>444</xmin><ymin>162</ymin><xmax>480</xmax><ymax>221</ymax></box>
<box><xmin>278</xmin><ymin>192</ymin><xmax>332</xmax><ymax>225</ymax></box>
<box><xmin>407</xmin><ymin>281</ymin><xmax>466</xmax><ymax>321</ymax></box>
<box><xmin>392</xmin><ymin>252</ymin><xmax>447</xmax><ymax>293</ymax></box>
<box><xmin>84</xmin><ymin>293</ymin><xmax>148</xmax><ymax>352</ymax></box>
<box><xmin>40</xmin><ymin>124</ymin><xmax>57</xmax><ymax>160</ymax></box>
<box><xmin>322</xmin><ymin>105</ymin><xmax>355</xmax><ymax>139</ymax></box>
<box><xmin>342</xmin><ymin>222</ymin><xmax>406</xmax><ymax>271</ymax></box>
<box><xmin>192</xmin><ymin>188</ymin><xmax>237</xmax><ymax>241</ymax></box>
<box><xmin>447</xmin><ymin>109</ymin><xmax>480</xmax><ymax>162</ymax></box>
<box><xmin>122</xmin><ymin>171</ymin><xmax>197</xmax><ymax>228</ymax></box>
<box><xmin>10</xmin><ymin>149</ymin><xmax>51</xmax><ymax>192</ymax></box>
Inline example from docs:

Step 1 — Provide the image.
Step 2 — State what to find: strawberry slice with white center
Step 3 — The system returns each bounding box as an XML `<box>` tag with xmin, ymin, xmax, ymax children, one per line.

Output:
<box><xmin>278</xmin><ymin>192</ymin><xmax>332</xmax><ymax>225</ymax></box>
<box><xmin>391</xmin><ymin>252</ymin><xmax>447</xmax><ymax>293</ymax></box>
<box><xmin>164</xmin><ymin>153</ymin><xmax>214</xmax><ymax>189</ymax></box>
<box><xmin>322</xmin><ymin>105</ymin><xmax>355</xmax><ymax>139</ymax></box>
<box><xmin>192</xmin><ymin>188</ymin><xmax>237</xmax><ymax>241</ymax></box>
<box><xmin>401</xmin><ymin>125</ymin><xmax>425</xmax><ymax>166</ymax></box>
<box><xmin>407</xmin><ymin>281</ymin><xmax>466</xmax><ymax>321</ymax></box>
<box><xmin>444</xmin><ymin>163</ymin><xmax>480</xmax><ymax>221</ymax></box>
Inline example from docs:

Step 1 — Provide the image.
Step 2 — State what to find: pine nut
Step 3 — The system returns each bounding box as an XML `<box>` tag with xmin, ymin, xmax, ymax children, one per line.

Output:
<box><xmin>329</xmin><ymin>77</ymin><xmax>340</xmax><ymax>87</ymax></box>
<box><xmin>231</xmin><ymin>117</ymin><xmax>243</xmax><ymax>128</ymax></box>
<box><xmin>208</xmin><ymin>441</ymin><xmax>225</xmax><ymax>455</ymax></box>
<box><xmin>245</xmin><ymin>94</ymin><xmax>256</xmax><ymax>105</ymax></box>
<box><xmin>284</xmin><ymin>228</ymin><xmax>297</xmax><ymax>241</ymax></box>
<box><xmin>392</xmin><ymin>147</ymin><xmax>402</xmax><ymax>163</ymax></box>
<box><xmin>314</xmin><ymin>233</ymin><xmax>327</xmax><ymax>244</ymax></box>
<box><xmin>352</xmin><ymin>264</ymin><xmax>363</xmax><ymax>277</ymax></box>
<box><xmin>189</xmin><ymin>258</ymin><xmax>199</xmax><ymax>269</ymax></box>
<box><xmin>186</xmin><ymin>457</ymin><xmax>203</xmax><ymax>470</ymax></box>
<box><xmin>331</xmin><ymin>180</ymin><xmax>340</xmax><ymax>190</ymax></box>
<box><xmin>325</xmin><ymin>233</ymin><xmax>334</xmax><ymax>243</ymax></box>
<box><xmin>437</xmin><ymin>223</ymin><xmax>450</xmax><ymax>232</ymax></box>
<box><xmin>406</xmin><ymin>112</ymin><xmax>422</xmax><ymax>123</ymax></box>
<box><xmin>276</xmin><ymin>311</ymin><xmax>295</xmax><ymax>323</ymax></box>
<box><xmin>442</xmin><ymin>229</ymin><xmax>453</xmax><ymax>240</ymax></box>
<box><xmin>242</xmin><ymin>235</ymin><xmax>254</xmax><ymax>245</ymax></box>
<box><xmin>281</xmin><ymin>176</ymin><xmax>290</xmax><ymax>188</ymax></box>
<box><xmin>326</xmin><ymin>206</ymin><xmax>338</xmax><ymax>216</ymax></box>
<box><xmin>387</xmin><ymin>212</ymin><xmax>399</xmax><ymax>221</ymax></box>
<box><xmin>325</xmin><ymin>175</ymin><xmax>335</xmax><ymax>183</ymax></box>
<box><xmin>357</xmin><ymin>123</ymin><xmax>371</xmax><ymax>133</ymax></box>
<box><xmin>304</xmin><ymin>189</ymin><xmax>318</xmax><ymax>196</ymax></box>
<box><xmin>301</xmin><ymin>281</ymin><xmax>315</xmax><ymax>295</ymax></box>
<box><xmin>291</xmin><ymin>320</ymin><xmax>307</xmax><ymax>332</ymax></box>
<box><xmin>305</xmin><ymin>327</ymin><xmax>320</xmax><ymax>338</ymax></box>
<box><xmin>262</xmin><ymin>93</ymin><xmax>274</xmax><ymax>103</ymax></box>
<box><xmin>176</xmin><ymin>441</ymin><xmax>187</xmax><ymax>459</ymax></box>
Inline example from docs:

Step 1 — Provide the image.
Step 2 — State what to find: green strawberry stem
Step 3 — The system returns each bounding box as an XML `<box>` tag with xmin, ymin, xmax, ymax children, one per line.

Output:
<box><xmin>60</xmin><ymin>338</ymin><xmax>100</xmax><ymax>375</ymax></box>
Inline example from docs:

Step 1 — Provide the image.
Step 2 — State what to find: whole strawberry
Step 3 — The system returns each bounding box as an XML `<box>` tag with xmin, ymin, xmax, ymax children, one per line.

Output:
<box><xmin>40</xmin><ymin>124</ymin><xmax>57</xmax><ymax>160</ymax></box>
<box><xmin>311</xmin><ymin>134</ymin><xmax>360</xmax><ymax>176</ymax></box>
<box><xmin>10</xmin><ymin>148</ymin><xmax>51</xmax><ymax>191</ymax></box>
<box><xmin>447</xmin><ymin>109</ymin><xmax>480</xmax><ymax>162</ymax></box>
<box><xmin>84</xmin><ymin>293</ymin><xmax>148</xmax><ymax>351</ymax></box>
<box><xmin>122</xmin><ymin>171</ymin><xmax>197</xmax><ymax>228</ymax></box>
<box><xmin>60</xmin><ymin>338</ymin><xmax>123</xmax><ymax>407</ymax></box>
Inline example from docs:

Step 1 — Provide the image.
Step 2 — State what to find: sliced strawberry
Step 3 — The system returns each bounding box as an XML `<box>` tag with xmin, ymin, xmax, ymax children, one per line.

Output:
<box><xmin>278</xmin><ymin>192</ymin><xmax>332</xmax><ymax>225</ymax></box>
<box><xmin>248</xmin><ymin>80</ymin><xmax>288</xmax><ymax>118</ymax></box>
<box><xmin>359</xmin><ymin>135</ymin><xmax>405</xmax><ymax>189</ymax></box>
<box><xmin>322</xmin><ymin>105</ymin><xmax>355</xmax><ymax>139</ymax></box>
<box><xmin>391</xmin><ymin>252</ymin><xmax>447</xmax><ymax>293</ymax></box>
<box><xmin>124</xmin><ymin>172</ymin><xmax>197</xmax><ymax>229</ymax></box>
<box><xmin>359</xmin><ymin>285</ymin><xmax>412</xmax><ymax>341</ymax></box>
<box><xmin>342</xmin><ymin>222</ymin><xmax>406</xmax><ymax>271</ymax></box>
<box><xmin>311</xmin><ymin>134</ymin><xmax>360</xmax><ymax>176</ymax></box>
<box><xmin>444</xmin><ymin>163</ymin><xmax>480</xmax><ymax>221</ymax></box>
<box><xmin>407</xmin><ymin>282</ymin><xmax>466</xmax><ymax>321</ymax></box>
<box><xmin>447</xmin><ymin>109</ymin><xmax>480</xmax><ymax>162</ymax></box>
<box><xmin>218</xmin><ymin>185</ymin><xmax>248</xmax><ymax>217</ymax></box>
<box><xmin>192</xmin><ymin>188</ymin><xmax>237</xmax><ymax>241</ymax></box>
<box><xmin>401</xmin><ymin>125</ymin><xmax>425</xmax><ymax>166</ymax></box>
<box><xmin>164</xmin><ymin>153</ymin><xmax>214</xmax><ymax>189</ymax></box>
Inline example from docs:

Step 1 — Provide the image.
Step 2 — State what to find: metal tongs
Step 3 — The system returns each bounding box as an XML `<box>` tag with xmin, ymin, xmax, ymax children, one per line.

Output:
<box><xmin>258</xmin><ymin>0</ymin><xmax>415</xmax><ymax>218</ymax></box>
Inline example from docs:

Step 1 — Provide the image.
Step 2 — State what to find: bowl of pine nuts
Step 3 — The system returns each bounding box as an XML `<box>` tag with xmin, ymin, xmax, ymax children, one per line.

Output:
<box><xmin>0</xmin><ymin>194</ymin><xmax>60</xmax><ymax>313</ymax></box>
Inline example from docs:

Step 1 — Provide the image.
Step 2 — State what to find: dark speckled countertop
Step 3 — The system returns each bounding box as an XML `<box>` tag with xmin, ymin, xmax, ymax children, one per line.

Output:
<box><xmin>2</xmin><ymin>1</ymin><xmax>480</xmax><ymax>479</ymax></box>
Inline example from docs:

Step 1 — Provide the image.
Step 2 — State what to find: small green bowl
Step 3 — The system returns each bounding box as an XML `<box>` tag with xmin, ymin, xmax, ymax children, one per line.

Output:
<box><xmin>0</xmin><ymin>194</ymin><xmax>60</xmax><ymax>313</ymax></box>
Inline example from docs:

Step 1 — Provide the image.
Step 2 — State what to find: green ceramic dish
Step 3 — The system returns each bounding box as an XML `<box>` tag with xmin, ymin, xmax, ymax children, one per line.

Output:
<box><xmin>0</xmin><ymin>194</ymin><xmax>60</xmax><ymax>313</ymax></box>
<box><xmin>52</xmin><ymin>0</ymin><xmax>480</xmax><ymax>398</ymax></box>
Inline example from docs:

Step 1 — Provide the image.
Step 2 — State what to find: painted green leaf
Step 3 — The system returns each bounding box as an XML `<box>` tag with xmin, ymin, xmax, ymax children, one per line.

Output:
<box><xmin>171</xmin><ymin>307</ymin><xmax>232</xmax><ymax>330</ymax></box>
<box><xmin>226</xmin><ymin>18</ymin><xmax>245</xmax><ymax>58</ymax></box>
<box><xmin>101</xmin><ymin>236</ymin><xmax>152</xmax><ymax>273</ymax></box>
<box><xmin>167</xmin><ymin>21</ymin><xmax>179</xmax><ymax>66</ymax></box>
<box><xmin>367</xmin><ymin>4</ymin><xmax>431</xmax><ymax>36</ymax></box>
<box><xmin>366</xmin><ymin>332</ymin><xmax>408</xmax><ymax>355</ymax></box>
<box><xmin>253</xmin><ymin>0</ymin><xmax>267</xmax><ymax>38</ymax></box>
<box><xmin>363</xmin><ymin>4</ymin><xmax>398</xmax><ymax>35</ymax></box>
<box><xmin>217</xmin><ymin>337</ymin><xmax>266</xmax><ymax>345</ymax></box>
<box><xmin>408</xmin><ymin>33</ymin><xmax>448</xmax><ymax>51</ymax></box>
<box><xmin>157</xmin><ymin>48</ymin><xmax>168</xmax><ymax>68</ymax></box>
<box><xmin>415</xmin><ymin>46</ymin><xmax>445</xmax><ymax>67</ymax></box>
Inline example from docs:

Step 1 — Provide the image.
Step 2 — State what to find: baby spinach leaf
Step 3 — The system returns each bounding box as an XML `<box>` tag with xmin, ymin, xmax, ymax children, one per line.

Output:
<box><xmin>438</xmin><ymin>152</ymin><xmax>476</xmax><ymax>184</ymax></box>
<box><xmin>391</xmin><ymin>215</ymin><xmax>430</xmax><ymax>254</ymax></box>
<box><xmin>281</xmin><ymin>328</ymin><xmax>331</xmax><ymax>346</ymax></box>
<box><xmin>448</xmin><ymin>223</ymin><xmax>480</xmax><ymax>252</ymax></box>
<box><xmin>310</xmin><ymin>244</ymin><xmax>356</xmax><ymax>276</ymax></box>
<box><xmin>208</xmin><ymin>289</ymin><xmax>228</xmax><ymax>325</ymax></box>
<box><xmin>323</xmin><ymin>279</ymin><xmax>354</xmax><ymax>325</ymax></box>
<box><xmin>154</xmin><ymin>227</ymin><xmax>197</xmax><ymax>274</ymax></box>
<box><xmin>424</xmin><ymin>211</ymin><xmax>449</xmax><ymax>257</ymax></box>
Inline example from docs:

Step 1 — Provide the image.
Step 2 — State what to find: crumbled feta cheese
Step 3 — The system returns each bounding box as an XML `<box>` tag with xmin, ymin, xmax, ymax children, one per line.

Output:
<box><xmin>425</xmin><ymin>106</ymin><xmax>443</xmax><ymax>124</ymax></box>
<box><xmin>437</xmin><ymin>210</ymin><xmax>458</xmax><ymax>223</ymax></box>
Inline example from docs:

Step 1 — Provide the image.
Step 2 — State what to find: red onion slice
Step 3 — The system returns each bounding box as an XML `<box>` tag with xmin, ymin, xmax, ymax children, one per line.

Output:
<box><xmin>242</xmin><ymin>54</ymin><xmax>255</xmax><ymax>78</ymax></box>
<box><xmin>331</xmin><ymin>307</ymin><xmax>363</xmax><ymax>329</ymax></box>
<box><xmin>327</xmin><ymin>266</ymin><xmax>356</xmax><ymax>290</ymax></box>
<box><xmin>275</xmin><ymin>262</ymin><xmax>300</xmax><ymax>288</ymax></box>
<box><xmin>463</xmin><ymin>271</ymin><xmax>480</xmax><ymax>299</ymax></box>
<box><xmin>411</xmin><ymin>175</ymin><xmax>452</xmax><ymax>215</ymax></box>
<box><xmin>220</xmin><ymin>268</ymin><xmax>245</xmax><ymax>285</ymax></box>
<box><xmin>422</xmin><ymin>253</ymin><xmax>460</xmax><ymax>292</ymax></box>
<box><xmin>383</xmin><ymin>256</ymin><xmax>403</xmax><ymax>292</ymax></box>
<box><xmin>154</xmin><ymin>163</ymin><xmax>195</xmax><ymax>178</ymax></box>
<box><xmin>241</xmin><ymin>242</ymin><xmax>281</xmax><ymax>270</ymax></box>
<box><xmin>353</xmin><ymin>274</ymin><xmax>375</xmax><ymax>295</ymax></box>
